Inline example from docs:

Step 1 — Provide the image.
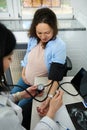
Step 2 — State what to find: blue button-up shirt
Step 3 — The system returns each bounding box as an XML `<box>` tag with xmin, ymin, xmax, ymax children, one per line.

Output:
<box><xmin>21</xmin><ymin>37</ymin><xmax>66</xmax><ymax>72</ymax></box>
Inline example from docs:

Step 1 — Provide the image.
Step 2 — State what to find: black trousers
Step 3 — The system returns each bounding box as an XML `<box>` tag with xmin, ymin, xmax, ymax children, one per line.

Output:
<box><xmin>22</xmin><ymin>101</ymin><xmax>32</xmax><ymax>130</ymax></box>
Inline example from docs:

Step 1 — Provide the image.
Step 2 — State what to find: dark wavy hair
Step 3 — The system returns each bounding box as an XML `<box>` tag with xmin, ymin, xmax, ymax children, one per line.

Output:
<box><xmin>0</xmin><ymin>23</ymin><xmax>16</xmax><ymax>88</ymax></box>
<box><xmin>28</xmin><ymin>7</ymin><xmax>58</xmax><ymax>41</ymax></box>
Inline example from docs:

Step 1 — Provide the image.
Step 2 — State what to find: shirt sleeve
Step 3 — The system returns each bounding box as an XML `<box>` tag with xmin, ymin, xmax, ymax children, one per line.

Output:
<box><xmin>52</xmin><ymin>38</ymin><xmax>66</xmax><ymax>64</ymax></box>
<box><xmin>0</xmin><ymin>106</ymin><xmax>26</xmax><ymax>130</ymax></box>
<box><xmin>33</xmin><ymin>116</ymin><xmax>59</xmax><ymax>130</ymax></box>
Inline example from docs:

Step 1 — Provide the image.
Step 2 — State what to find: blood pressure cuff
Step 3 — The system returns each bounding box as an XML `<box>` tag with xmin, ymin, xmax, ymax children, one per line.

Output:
<box><xmin>48</xmin><ymin>62</ymin><xmax>66</xmax><ymax>81</ymax></box>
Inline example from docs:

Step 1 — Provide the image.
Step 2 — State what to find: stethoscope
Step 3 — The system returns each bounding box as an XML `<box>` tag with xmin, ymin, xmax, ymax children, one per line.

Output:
<box><xmin>7</xmin><ymin>80</ymin><xmax>54</xmax><ymax>102</ymax></box>
<box><xmin>7</xmin><ymin>80</ymin><xmax>80</xmax><ymax>102</ymax></box>
<box><xmin>1</xmin><ymin>78</ymin><xmax>80</xmax><ymax>102</ymax></box>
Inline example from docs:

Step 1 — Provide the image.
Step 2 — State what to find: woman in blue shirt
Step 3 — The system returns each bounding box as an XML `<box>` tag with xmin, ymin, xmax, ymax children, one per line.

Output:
<box><xmin>11</xmin><ymin>7</ymin><xmax>66</xmax><ymax>116</ymax></box>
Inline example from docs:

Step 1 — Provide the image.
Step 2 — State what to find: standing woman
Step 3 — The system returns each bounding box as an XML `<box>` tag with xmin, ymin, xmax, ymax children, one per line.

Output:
<box><xmin>0</xmin><ymin>22</ymin><xmax>64</xmax><ymax>130</ymax></box>
<box><xmin>11</xmin><ymin>7</ymin><xmax>66</xmax><ymax>115</ymax></box>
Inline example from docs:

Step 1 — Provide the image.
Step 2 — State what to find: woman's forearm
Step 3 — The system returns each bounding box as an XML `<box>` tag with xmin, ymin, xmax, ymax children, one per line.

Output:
<box><xmin>47</xmin><ymin>80</ymin><xmax>59</xmax><ymax>96</ymax></box>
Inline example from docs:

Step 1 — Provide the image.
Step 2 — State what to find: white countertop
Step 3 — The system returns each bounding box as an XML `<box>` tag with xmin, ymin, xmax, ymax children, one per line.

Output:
<box><xmin>0</xmin><ymin>19</ymin><xmax>86</xmax><ymax>31</ymax></box>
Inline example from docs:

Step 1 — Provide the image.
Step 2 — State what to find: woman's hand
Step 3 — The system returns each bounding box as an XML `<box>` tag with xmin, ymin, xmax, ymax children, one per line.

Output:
<box><xmin>20</xmin><ymin>86</ymin><xmax>37</xmax><ymax>99</ymax></box>
<box><xmin>20</xmin><ymin>86</ymin><xmax>43</xmax><ymax>99</ymax></box>
<box><xmin>37</xmin><ymin>90</ymin><xmax>64</xmax><ymax>117</ymax></box>
<box><xmin>47</xmin><ymin>90</ymin><xmax>64</xmax><ymax>119</ymax></box>
<box><xmin>37</xmin><ymin>100</ymin><xmax>49</xmax><ymax>117</ymax></box>
<box><xmin>37</xmin><ymin>96</ymin><xmax>51</xmax><ymax>117</ymax></box>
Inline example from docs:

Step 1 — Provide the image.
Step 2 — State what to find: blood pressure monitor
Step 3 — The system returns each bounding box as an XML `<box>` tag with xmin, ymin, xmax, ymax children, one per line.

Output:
<box><xmin>37</xmin><ymin>84</ymin><xmax>44</xmax><ymax>93</ymax></box>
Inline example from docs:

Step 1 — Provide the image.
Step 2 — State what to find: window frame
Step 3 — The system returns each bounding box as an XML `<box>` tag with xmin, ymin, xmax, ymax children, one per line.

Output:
<box><xmin>0</xmin><ymin>0</ymin><xmax>73</xmax><ymax>20</ymax></box>
<box><xmin>0</xmin><ymin>0</ymin><xmax>14</xmax><ymax>19</ymax></box>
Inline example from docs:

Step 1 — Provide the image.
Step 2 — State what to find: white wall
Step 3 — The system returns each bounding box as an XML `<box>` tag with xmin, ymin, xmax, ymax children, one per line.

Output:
<box><xmin>71</xmin><ymin>0</ymin><xmax>87</xmax><ymax>29</ymax></box>
<box><xmin>59</xmin><ymin>30</ymin><xmax>87</xmax><ymax>76</ymax></box>
<box><xmin>71</xmin><ymin>0</ymin><xmax>87</xmax><ymax>15</ymax></box>
<box><xmin>13</xmin><ymin>31</ymin><xmax>28</xmax><ymax>43</ymax></box>
<box><xmin>65</xmin><ymin>0</ymin><xmax>87</xmax><ymax>75</ymax></box>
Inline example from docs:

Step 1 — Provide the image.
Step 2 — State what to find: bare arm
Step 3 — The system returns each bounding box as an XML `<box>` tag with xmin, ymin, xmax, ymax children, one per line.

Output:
<box><xmin>37</xmin><ymin>80</ymin><xmax>59</xmax><ymax>116</ymax></box>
